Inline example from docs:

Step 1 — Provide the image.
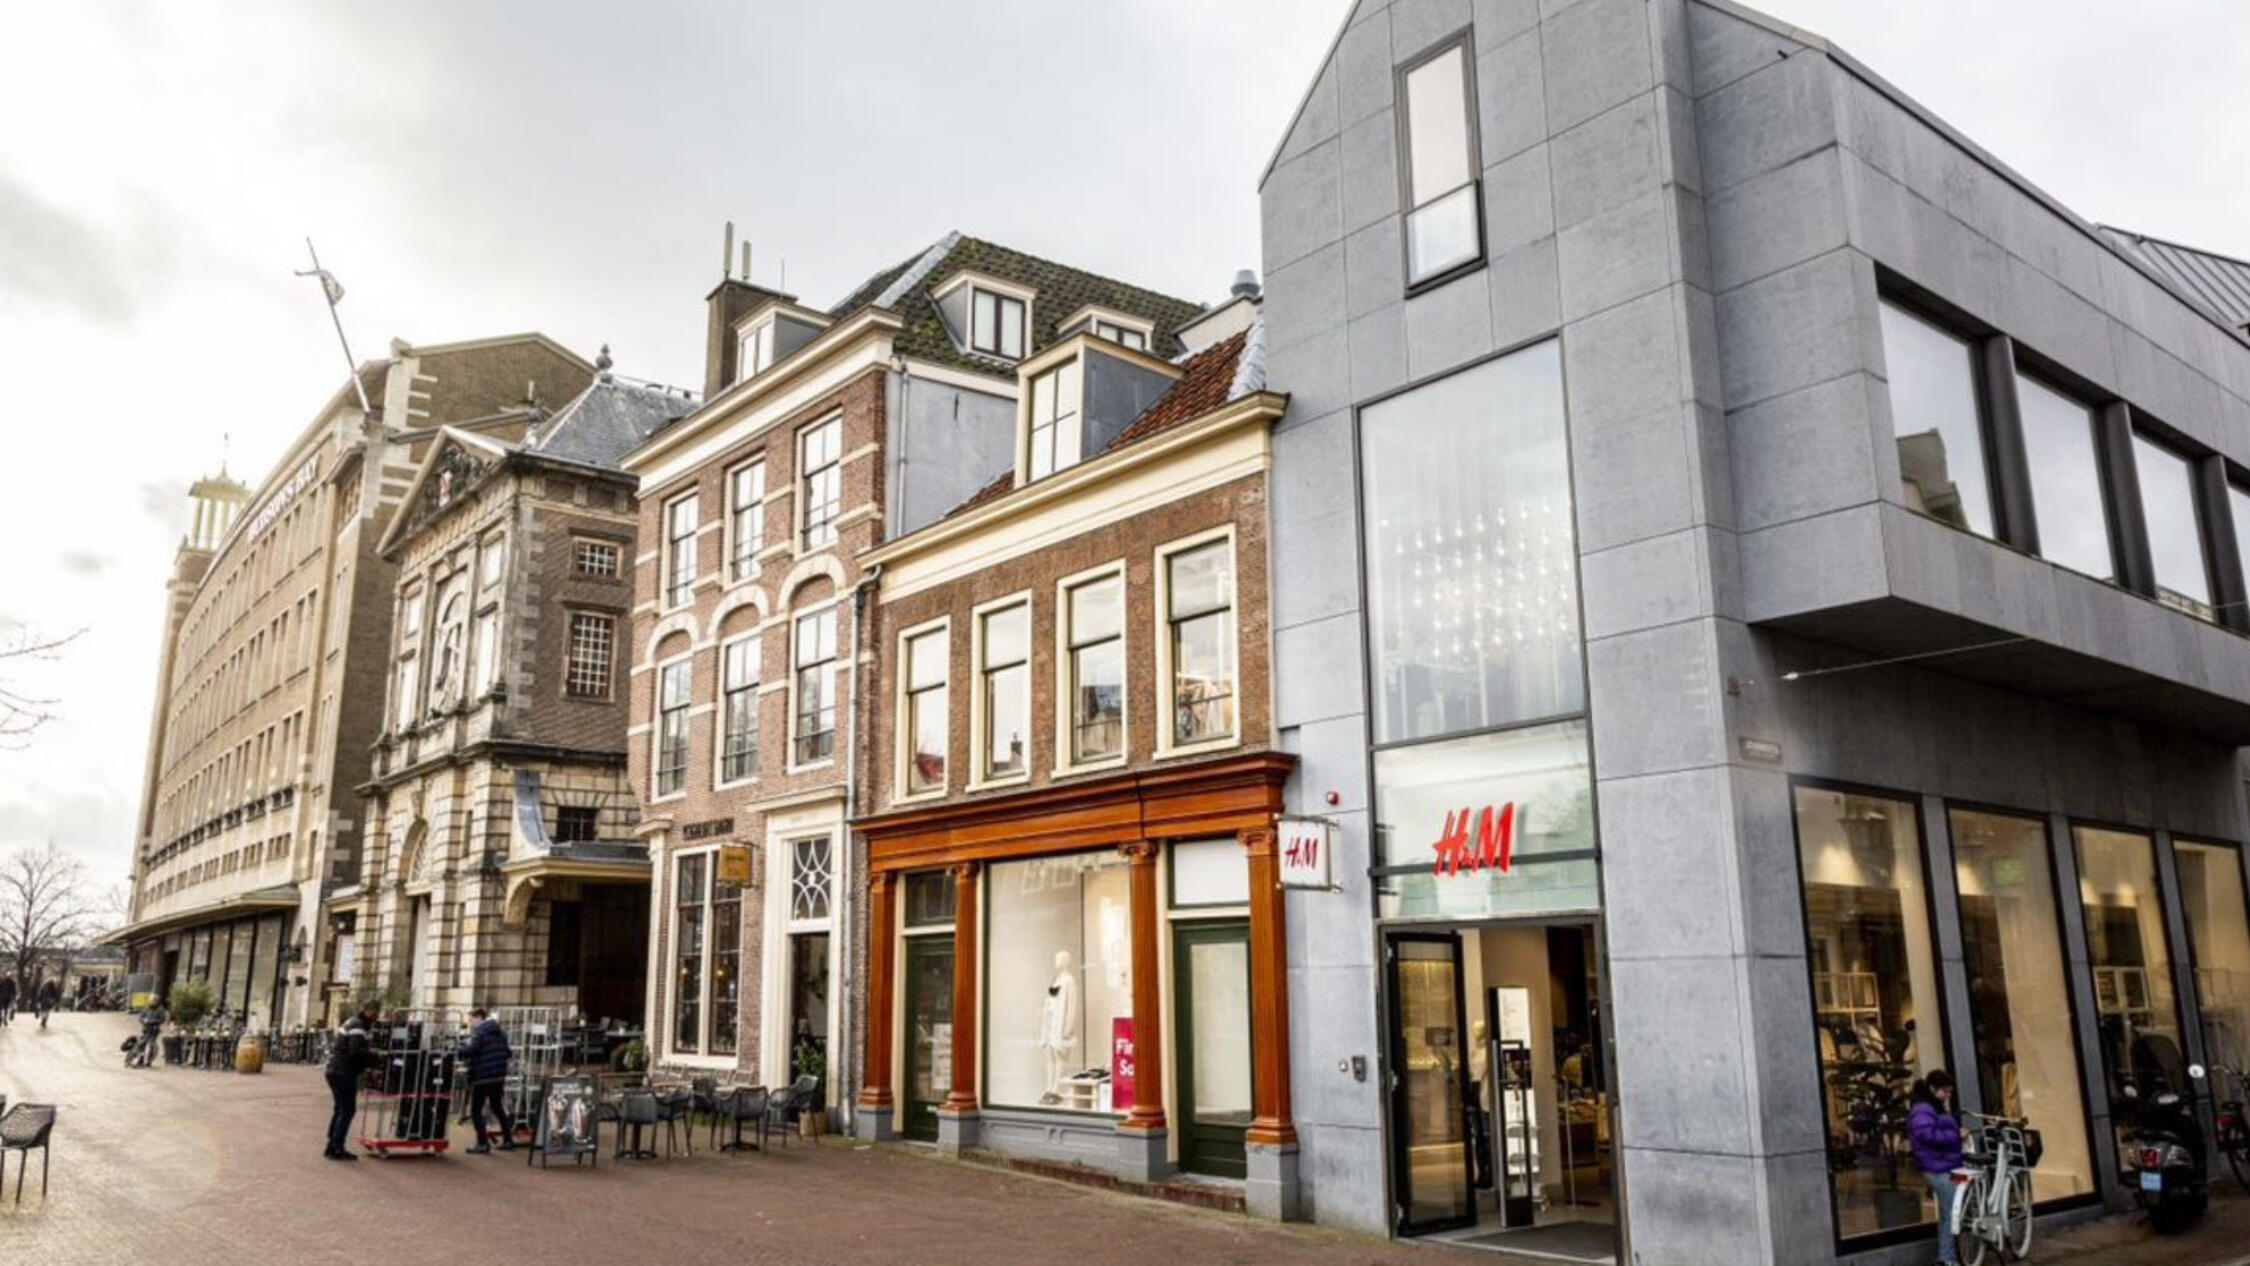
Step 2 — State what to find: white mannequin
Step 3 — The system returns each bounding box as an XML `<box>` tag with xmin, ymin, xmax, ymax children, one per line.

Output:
<box><xmin>1039</xmin><ymin>949</ymin><xmax>1080</xmax><ymax>1101</ymax></box>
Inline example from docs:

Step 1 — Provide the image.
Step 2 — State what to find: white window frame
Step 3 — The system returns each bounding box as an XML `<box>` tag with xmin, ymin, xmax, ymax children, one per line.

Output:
<box><xmin>564</xmin><ymin>611</ymin><xmax>614</xmax><ymax>701</ymax></box>
<box><xmin>478</xmin><ymin>532</ymin><xmax>506</xmax><ymax>588</ymax></box>
<box><xmin>393</xmin><ymin>654</ymin><xmax>419</xmax><ymax>730</ymax></box>
<box><xmin>938</xmin><ymin>272</ymin><xmax>1036</xmax><ymax>362</ymax></box>
<box><xmin>652</xmin><ymin>651</ymin><xmax>693</xmax><ymax>802</ymax></box>
<box><xmin>663</xmin><ymin>492</ymin><xmax>699</xmax><ymax>609</ymax></box>
<box><xmin>715</xmin><ymin>632</ymin><xmax>760</xmax><ymax>789</ymax></box>
<box><xmin>1054</xmin><ymin>560</ymin><xmax>1129</xmax><ymax>776</ymax></box>
<box><xmin>788</xmin><ymin>605</ymin><xmax>840</xmax><ymax>772</ymax></box>
<box><xmin>736</xmin><ymin>316</ymin><xmax>778</xmax><ymax>382</ymax></box>
<box><xmin>727</xmin><ymin>459</ymin><xmax>767</xmax><ymax>583</ymax></box>
<box><xmin>1024</xmin><ymin>356</ymin><xmax>1083</xmax><ymax>483</ymax></box>
<box><xmin>1153</xmin><ymin>526</ymin><xmax>1241</xmax><ymax>758</ymax></box>
<box><xmin>798</xmin><ymin>415</ymin><xmax>844</xmax><ymax>551</ymax></box>
<box><xmin>894</xmin><ymin>617</ymin><xmax>951</xmax><ymax>802</ymax></box>
<box><xmin>572</xmin><ymin>537</ymin><xmax>621</xmax><ymax>579</ymax></box>
<box><xmin>470</xmin><ymin>604</ymin><xmax>500</xmax><ymax>698</ymax></box>
<box><xmin>666</xmin><ymin>844</ymin><xmax>745</xmax><ymax>1065</ymax></box>
<box><xmin>400</xmin><ymin>584</ymin><xmax>424</xmax><ymax>640</ymax></box>
<box><xmin>969</xmin><ymin>592</ymin><xmax>1034</xmax><ymax>790</ymax></box>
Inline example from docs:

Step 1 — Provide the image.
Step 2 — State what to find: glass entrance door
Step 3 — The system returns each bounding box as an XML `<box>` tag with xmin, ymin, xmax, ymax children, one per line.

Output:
<box><xmin>1387</xmin><ymin>932</ymin><xmax>1474</xmax><ymax>1235</ymax></box>
<box><xmin>902</xmin><ymin>936</ymin><xmax>954</xmax><ymax>1142</ymax></box>
<box><xmin>1174</xmin><ymin>920</ymin><xmax>1252</xmax><ymax>1177</ymax></box>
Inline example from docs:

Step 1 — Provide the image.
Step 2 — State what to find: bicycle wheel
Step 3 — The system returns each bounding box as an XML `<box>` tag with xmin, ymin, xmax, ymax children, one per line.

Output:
<box><xmin>1956</xmin><ymin>1172</ymin><xmax>1990</xmax><ymax>1266</ymax></box>
<box><xmin>2003</xmin><ymin>1166</ymin><xmax>2033</xmax><ymax>1260</ymax></box>
<box><xmin>2224</xmin><ymin>1122</ymin><xmax>2250</xmax><ymax>1194</ymax></box>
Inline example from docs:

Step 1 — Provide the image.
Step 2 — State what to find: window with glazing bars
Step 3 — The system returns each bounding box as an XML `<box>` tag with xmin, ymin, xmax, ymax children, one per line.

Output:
<box><xmin>1166</xmin><ymin>540</ymin><xmax>1236</xmax><ymax>744</ymax></box>
<box><xmin>971</xmin><ymin>288</ymin><xmax>1026</xmax><ymax>359</ymax></box>
<box><xmin>800</xmin><ymin>417</ymin><xmax>842</xmax><ymax>549</ymax></box>
<box><xmin>574</xmin><ymin>539</ymin><xmax>619</xmax><ymax>578</ymax></box>
<box><xmin>1065</xmin><ymin>574</ymin><xmax>1124</xmax><ymax>762</ymax></box>
<box><xmin>720</xmin><ymin>635</ymin><xmax>759</xmax><ymax>782</ymax></box>
<box><xmin>566</xmin><ymin>613</ymin><xmax>613</xmax><ymax>699</ymax></box>
<box><xmin>790</xmin><ymin>836</ymin><xmax>833</xmax><ymax>921</ymax></box>
<box><xmin>664</xmin><ymin>495</ymin><xmax>698</xmax><ymax>607</ymax></box>
<box><xmin>729</xmin><ymin>461</ymin><xmax>765</xmax><ymax>580</ymax></box>
<box><xmin>655</xmin><ymin>659</ymin><xmax>690</xmax><ymax>796</ymax></box>
<box><xmin>793</xmin><ymin>609</ymin><xmax>837</xmax><ymax>763</ymax></box>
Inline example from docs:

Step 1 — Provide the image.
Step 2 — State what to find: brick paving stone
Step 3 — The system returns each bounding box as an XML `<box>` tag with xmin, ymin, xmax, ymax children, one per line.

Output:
<box><xmin>7</xmin><ymin>1013</ymin><xmax>2243</xmax><ymax>1265</ymax></box>
<box><xmin>0</xmin><ymin>1012</ymin><xmax>1486</xmax><ymax>1266</ymax></box>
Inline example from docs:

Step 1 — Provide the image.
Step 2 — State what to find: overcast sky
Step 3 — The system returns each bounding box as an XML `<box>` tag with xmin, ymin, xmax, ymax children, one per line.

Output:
<box><xmin>3</xmin><ymin>0</ymin><xmax>2245</xmax><ymax>905</ymax></box>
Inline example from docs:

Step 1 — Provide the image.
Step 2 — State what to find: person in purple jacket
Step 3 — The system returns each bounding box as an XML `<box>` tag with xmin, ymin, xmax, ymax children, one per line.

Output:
<box><xmin>1908</xmin><ymin>1068</ymin><xmax>1966</xmax><ymax>1263</ymax></box>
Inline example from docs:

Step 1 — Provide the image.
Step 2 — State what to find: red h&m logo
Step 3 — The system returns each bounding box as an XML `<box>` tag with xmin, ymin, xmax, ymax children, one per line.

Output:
<box><xmin>1434</xmin><ymin>804</ymin><xmax>1516</xmax><ymax>877</ymax></box>
<box><xmin>1283</xmin><ymin>830</ymin><xmax>1321</xmax><ymax>872</ymax></box>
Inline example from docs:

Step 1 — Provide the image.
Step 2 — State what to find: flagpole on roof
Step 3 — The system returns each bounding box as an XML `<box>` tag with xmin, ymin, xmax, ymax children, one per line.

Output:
<box><xmin>296</xmin><ymin>237</ymin><xmax>372</xmax><ymax>414</ymax></box>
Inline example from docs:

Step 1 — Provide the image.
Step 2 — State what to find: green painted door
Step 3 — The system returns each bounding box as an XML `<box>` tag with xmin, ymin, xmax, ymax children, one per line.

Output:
<box><xmin>1173</xmin><ymin>921</ymin><xmax>1252</xmax><ymax>1178</ymax></box>
<box><xmin>902</xmin><ymin>936</ymin><xmax>954</xmax><ymax>1142</ymax></box>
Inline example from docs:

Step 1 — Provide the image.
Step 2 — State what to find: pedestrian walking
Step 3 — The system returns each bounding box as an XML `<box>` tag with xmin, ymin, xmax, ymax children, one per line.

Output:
<box><xmin>1909</xmin><ymin>1069</ymin><xmax>1966</xmax><ymax>1265</ymax></box>
<box><xmin>0</xmin><ymin>975</ymin><xmax>16</xmax><ymax>1024</ymax></box>
<box><xmin>34</xmin><ymin>979</ymin><xmax>59</xmax><ymax>1028</ymax></box>
<box><xmin>459</xmin><ymin>1008</ymin><xmax>516</xmax><ymax>1153</ymax></box>
<box><xmin>323</xmin><ymin>1002</ymin><xmax>381</xmax><ymax>1161</ymax></box>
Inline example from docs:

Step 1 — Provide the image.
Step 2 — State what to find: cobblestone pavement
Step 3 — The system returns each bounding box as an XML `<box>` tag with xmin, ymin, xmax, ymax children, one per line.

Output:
<box><xmin>5</xmin><ymin>1013</ymin><xmax>2246</xmax><ymax>1266</ymax></box>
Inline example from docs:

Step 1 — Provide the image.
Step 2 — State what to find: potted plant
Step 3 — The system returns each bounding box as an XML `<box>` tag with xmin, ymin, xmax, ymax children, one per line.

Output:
<box><xmin>618</xmin><ymin>1038</ymin><xmax>650</xmax><ymax>1075</ymax></box>
<box><xmin>794</xmin><ymin>1040</ymin><xmax>828</xmax><ymax>1138</ymax></box>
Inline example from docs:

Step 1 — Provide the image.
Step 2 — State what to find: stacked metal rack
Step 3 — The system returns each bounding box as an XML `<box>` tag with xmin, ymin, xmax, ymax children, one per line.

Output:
<box><xmin>495</xmin><ymin>1006</ymin><xmax>564</xmax><ymax>1135</ymax></box>
<box><xmin>358</xmin><ymin>1009</ymin><xmax>464</xmax><ymax>1158</ymax></box>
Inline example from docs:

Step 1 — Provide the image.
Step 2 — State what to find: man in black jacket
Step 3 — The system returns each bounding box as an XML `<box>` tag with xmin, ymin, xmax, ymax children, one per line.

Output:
<box><xmin>0</xmin><ymin>975</ymin><xmax>16</xmax><ymax>1024</ymax></box>
<box><xmin>324</xmin><ymin>1003</ymin><xmax>381</xmax><ymax>1160</ymax></box>
<box><xmin>459</xmin><ymin>1008</ymin><xmax>516</xmax><ymax>1153</ymax></box>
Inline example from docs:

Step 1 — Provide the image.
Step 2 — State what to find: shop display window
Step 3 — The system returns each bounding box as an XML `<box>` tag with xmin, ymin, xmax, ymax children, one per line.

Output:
<box><xmin>1948</xmin><ymin>809</ymin><xmax>2093</xmax><ymax>1203</ymax></box>
<box><xmin>2073</xmin><ymin>827</ymin><xmax>2187</xmax><ymax>1119</ymax></box>
<box><xmin>985</xmin><ymin>852</ymin><xmax>1132</xmax><ymax>1113</ymax></box>
<box><xmin>1361</xmin><ymin>341</ymin><xmax>1579</xmax><ymax>746</ymax></box>
<box><xmin>2175</xmin><ymin>841</ymin><xmax>2250</xmax><ymax>1077</ymax></box>
<box><xmin>1373</xmin><ymin>719</ymin><xmax>1597</xmax><ymax>921</ymax></box>
<box><xmin>1793</xmin><ymin>786</ymin><xmax>1949</xmax><ymax>1242</ymax></box>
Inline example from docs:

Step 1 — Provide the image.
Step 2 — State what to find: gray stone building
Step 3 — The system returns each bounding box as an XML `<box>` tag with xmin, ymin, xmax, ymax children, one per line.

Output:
<box><xmin>352</xmin><ymin>365</ymin><xmax>695</xmax><ymax>1022</ymax></box>
<box><xmin>1259</xmin><ymin>1</ymin><xmax>2250</xmax><ymax>1263</ymax></box>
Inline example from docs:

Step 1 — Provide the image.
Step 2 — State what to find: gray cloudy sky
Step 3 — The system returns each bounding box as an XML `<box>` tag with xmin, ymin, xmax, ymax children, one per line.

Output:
<box><xmin>3</xmin><ymin>0</ymin><xmax>2245</xmax><ymax>904</ymax></box>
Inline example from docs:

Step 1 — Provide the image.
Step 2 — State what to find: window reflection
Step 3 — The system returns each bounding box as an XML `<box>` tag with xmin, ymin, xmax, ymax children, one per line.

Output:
<box><xmin>1949</xmin><ymin>809</ymin><xmax>2093</xmax><ymax>1202</ymax></box>
<box><xmin>2131</xmin><ymin>436</ymin><xmax>2213</xmax><ymax>621</ymax></box>
<box><xmin>2015</xmin><ymin>375</ymin><xmax>2112</xmax><ymax>581</ymax></box>
<box><xmin>1795</xmin><ymin>786</ymin><xmax>1948</xmax><ymax>1240</ymax></box>
<box><xmin>1879</xmin><ymin>303</ymin><xmax>1994</xmax><ymax>538</ymax></box>
<box><xmin>2175</xmin><ymin>842</ymin><xmax>2250</xmax><ymax>1082</ymax></box>
<box><xmin>2074</xmin><ymin>827</ymin><xmax>2187</xmax><ymax>1128</ymax></box>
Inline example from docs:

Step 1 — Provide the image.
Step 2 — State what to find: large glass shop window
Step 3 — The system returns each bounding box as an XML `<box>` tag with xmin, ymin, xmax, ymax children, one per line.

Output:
<box><xmin>1373</xmin><ymin>720</ymin><xmax>1596</xmax><ymax>919</ymax></box>
<box><xmin>2073</xmin><ymin>827</ymin><xmax>2186</xmax><ymax>1114</ymax></box>
<box><xmin>2174</xmin><ymin>841</ymin><xmax>2250</xmax><ymax>1075</ymax></box>
<box><xmin>1794</xmin><ymin>787</ymin><xmax>1949</xmax><ymax>1242</ymax></box>
<box><xmin>1947</xmin><ymin>809</ymin><xmax>2093</xmax><ymax>1202</ymax></box>
<box><xmin>985</xmin><ymin>852</ymin><xmax>1133</xmax><ymax>1113</ymax></box>
<box><xmin>1361</xmin><ymin>341</ymin><xmax>1579</xmax><ymax>746</ymax></box>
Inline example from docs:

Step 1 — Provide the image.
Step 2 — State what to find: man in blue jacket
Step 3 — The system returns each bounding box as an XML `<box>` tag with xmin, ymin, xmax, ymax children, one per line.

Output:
<box><xmin>460</xmin><ymin>1008</ymin><xmax>516</xmax><ymax>1153</ymax></box>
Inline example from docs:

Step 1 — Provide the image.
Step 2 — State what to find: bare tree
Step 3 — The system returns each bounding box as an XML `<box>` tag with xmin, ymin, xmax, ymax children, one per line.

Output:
<box><xmin>0</xmin><ymin>623</ymin><xmax>82</xmax><ymax>748</ymax></box>
<box><xmin>0</xmin><ymin>842</ymin><xmax>102</xmax><ymax>994</ymax></box>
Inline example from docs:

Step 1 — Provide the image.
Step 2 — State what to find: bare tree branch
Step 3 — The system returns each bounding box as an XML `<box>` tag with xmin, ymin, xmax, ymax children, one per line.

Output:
<box><xmin>0</xmin><ymin>841</ymin><xmax>102</xmax><ymax>992</ymax></box>
<box><xmin>0</xmin><ymin>623</ymin><xmax>83</xmax><ymax>748</ymax></box>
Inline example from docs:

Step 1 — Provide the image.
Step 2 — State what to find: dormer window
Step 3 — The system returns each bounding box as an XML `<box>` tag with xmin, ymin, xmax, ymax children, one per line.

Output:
<box><xmin>738</xmin><ymin>319</ymin><xmax>777</xmax><ymax>381</ymax></box>
<box><xmin>971</xmin><ymin>288</ymin><xmax>1027</xmax><ymax>360</ymax></box>
<box><xmin>1027</xmin><ymin>358</ymin><xmax>1082</xmax><ymax>481</ymax></box>
<box><xmin>1093</xmin><ymin>320</ymin><xmax>1148</xmax><ymax>352</ymax></box>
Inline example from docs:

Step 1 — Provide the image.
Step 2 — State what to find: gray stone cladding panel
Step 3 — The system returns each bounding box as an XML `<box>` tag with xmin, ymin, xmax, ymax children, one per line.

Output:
<box><xmin>1390</xmin><ymin>0</ymin><xmax>1470</xmax><ymax>59</ymax></box>
<box><xmin>1609</xmin><ymin>954</ymin><xmax>1755</xmax><ymax>1155</ymax></box>
<box><xmin>1570</xmin><ymin>401</ymin><xmax>1697</xmax><ymax>555</ymax></box>
<box><xmin>1478</xmin><ymin>26</ymin><xmax>1548</xmax><ymax>167</ymax></box>
<box><xmin>1539</xmin><ymin>0</ymin><xmax>1654</xmax><ymax>136</ymax></box>
<box><xmin>1595</xmin><ymin>765</ymin><xmax>1742</xmax><ymax>962</ymax></box>
<box><xmin>1558</xmin><ymin>187</ymin><xmax>1678</xmax><ymax>324</ymax></box>
<box><xmin>1490</xmin><ymin>236</ymin><xmax>1563</xmax><ymax>351</ymax></box>
<box><xmin>1715</xmin><ymin>248</ymin><xmax>1880</xmax><ymax>413</ymax></box>
<box><xmin>1288</xmin><ymin>961</ymin><xmax>1384</xmax><ymax>1129</ymax></box>
<box><xmin>1696</xmin><ymin>47</ymin><xmax>1835</xmax><ymax>194</ymax></box>
<box><xmin>1263</xmin><ymin>143</ymin><xmax>1345</xmax><ymax>277</ymax></box>
<box><xmin>1726</xmin><ymin>372</ymin><xmax>1882</xmax><ymax>534</ymax></box>
<box><xmin>1484</xmin><ymin>143</ymin><xmax>1557</xmax><ymax>258</ymax></box>
<box><xmin>1274</xmin><ymin>613</ymin><xmax>1367</xmax><ymax>728</ymax></box>
<box><xmin>1549</xmin><ymin>91</ymin><xmax>1661</xmax><ymax>231</ymax></box>
<box><xmin>1339</xmin><ymin>111</ymin><xmax>1401</xmax><ymax>236</ymax></box>
<box><xmin>1344</xmin><ymin>219</ymin><xmax>1404</xmax><ymax>319</ymax></box>
<box><xmin>1404</xmin><ymin>271</ymin><xmax>1496</xmax><ymax>380</ymax></box>
<box><xmin>1294</xmin><ymin>1120</ymin><xmax>1388</xmax><ymax>1234</ymax></box>
<box><xmin>1584</xmin><ymin>616</ymin><xmax>1725</xmax><ymax>779</ymax></box>
<box><xmin>1579</xmin><ymin>527</ymin><xmax>1709</xmax><ymax>642</ymax></box>
<box><xmin>1707</xmin><ymin>149</ymin><xmax>1847</xmax><ymax>294</ymax></box>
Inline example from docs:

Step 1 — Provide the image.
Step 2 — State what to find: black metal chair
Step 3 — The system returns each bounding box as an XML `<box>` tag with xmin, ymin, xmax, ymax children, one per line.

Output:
<box><xmin>654</xmin><ymin>1086</ymin><xmax>694</xmax><ymax>1157</ymax></box>
<box><xmin>687</xmin><ymin>1076</ymin><xmax>719</xmax><ymax>1139</ymax></box>
<box><xmin>615</xmin><ymin>1089</ymin><xmax>660</xmax><ymax>1161</ymax></box>
<box><xmin>714</xmin><ymin>1085</ymin><xmax>767</xmax><ymax>1153</ymax></box>
<box><xmin>764</xmin><ymin>1074</ymin><xmax>820</xmax><ymax>1146</ymax></box>
<box><xmin>0</xmin><ymin>1104</ymin><xmax>55</xmax><ymax>1204</ymax></box>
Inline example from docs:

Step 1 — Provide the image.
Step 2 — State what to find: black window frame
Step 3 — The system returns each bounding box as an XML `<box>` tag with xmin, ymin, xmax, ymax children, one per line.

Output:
<box><xmin>1393</xmin><ymin>27</ymin><xmax>1486</xmax><ymax>296</ymax></box>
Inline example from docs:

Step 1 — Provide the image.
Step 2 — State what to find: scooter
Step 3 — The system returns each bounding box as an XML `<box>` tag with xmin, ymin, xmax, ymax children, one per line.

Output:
<box><xmin>2121</xmin><ymin>1062</ymin><xmax>2210</xmax><ymax>1234</ymax></box>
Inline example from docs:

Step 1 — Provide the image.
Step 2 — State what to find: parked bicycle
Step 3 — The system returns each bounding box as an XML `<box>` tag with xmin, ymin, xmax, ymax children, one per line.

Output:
<box><xmin>2213</xmin><ymin>1063</ymin><xmax>2250</xmax><ymax>1193</ymax></box>
<box><xmin>1950</xmin><ymin>1111</ymin><xmax>2040</xmax><ymax>1264</ymax></box>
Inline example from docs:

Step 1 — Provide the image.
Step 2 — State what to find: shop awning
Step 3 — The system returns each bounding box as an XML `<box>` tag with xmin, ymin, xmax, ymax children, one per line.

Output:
<box><xmin>105</xmin><ymin>885</ymin><xmax>299</xmax><ymax>946</ymax></box>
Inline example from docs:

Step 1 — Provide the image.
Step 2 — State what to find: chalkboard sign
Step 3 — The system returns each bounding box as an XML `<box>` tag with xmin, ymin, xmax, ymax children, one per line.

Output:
<box><xmin>529</xmin><ymin>1075</ymin><xmax>600</xmax><ymax>1168</ymax></box>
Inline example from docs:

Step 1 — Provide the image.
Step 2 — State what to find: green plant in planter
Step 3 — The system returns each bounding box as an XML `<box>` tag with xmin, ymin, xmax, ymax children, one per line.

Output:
<box><xmin>619</xmin><ymin>1039</ymin><xmax>650</xmax><ymax>1073</ymax></box>
<box><xmin>169</xmin><ymin>978</ymin><xmax>216</xmax><ymax>1028</ymax></box>
<box><xmin>792</xmin><ymin>1039</ymin><xmax>827</xmax><ymax>1086</ymax></box>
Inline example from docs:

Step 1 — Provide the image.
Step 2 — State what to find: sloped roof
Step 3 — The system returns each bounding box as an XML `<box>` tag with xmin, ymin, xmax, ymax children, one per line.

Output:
<box><xmin>829</xmin><ymin>232</ymin><xmax>1205</xmax><ymax>377</ymax></box>
<box><xmin>944</xmin><ymin>322</ymin><xmax>1264</xmax><ymax>519</ymax></box>
<box><xmin>528</xmin><ymin>374</ymin><xmax>700</xmax><ymax>470</ymax></box>
<box><xmin>2098</xmin><ymin>227</ymin><xmax>2250</xmax><ymax>334</ymax></box>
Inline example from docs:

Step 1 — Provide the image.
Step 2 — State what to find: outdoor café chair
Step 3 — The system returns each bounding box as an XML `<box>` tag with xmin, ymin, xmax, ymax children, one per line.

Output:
<box><xmin>763</xmin><ymin>1074</ymin><xmax>818</xmax><ymax>1146</ymax></box>
<box><xmin>714</xmin><ymin>1085</ymin><xmax>767</xmax><ymax>1153</ymax></box>
<box><xmin>655</xmin><ymin>1086</ymin><xmax>694</xmax><ymax>1157</ymax></box>
<box><xmin>0</xmin><ymin>1104</ymin><xmax>56</xmax><ymax>1204</ymax></box>
<box><xmin>615</xmin><ymin>1089</ymin><xmax>660</xmax><ymax>1161</ymax></box>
